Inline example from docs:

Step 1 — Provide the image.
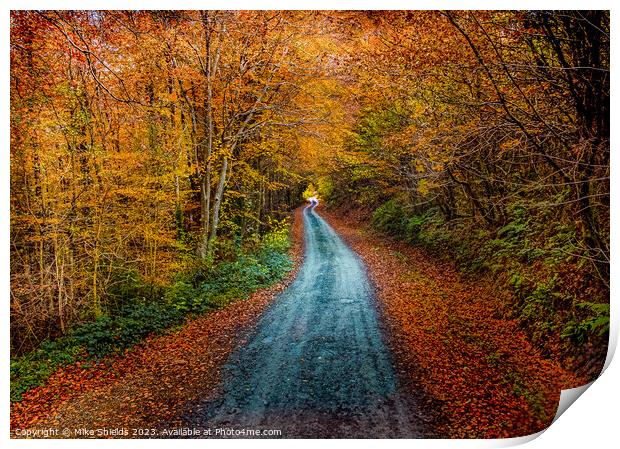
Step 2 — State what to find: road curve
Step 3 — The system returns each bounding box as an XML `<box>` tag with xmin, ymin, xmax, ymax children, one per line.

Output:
<box><xmin>182</xmin><ymin>206</ymin><xmax>426</xmax><ymax>438</ymax></box>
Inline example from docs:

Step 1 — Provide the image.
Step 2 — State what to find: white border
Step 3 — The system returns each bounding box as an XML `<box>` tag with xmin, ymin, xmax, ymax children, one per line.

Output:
<box><xmin>3</xmin><ymin>1</ymin><xmax>618</xmax><ymax>448</ymax></box>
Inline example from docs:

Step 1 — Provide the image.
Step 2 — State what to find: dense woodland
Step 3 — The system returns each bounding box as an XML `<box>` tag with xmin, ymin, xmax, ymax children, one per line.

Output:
<box><xmin>11</xmin><ymin>11</ymin><xmax>609</xmax><ymax>384</ymax></box>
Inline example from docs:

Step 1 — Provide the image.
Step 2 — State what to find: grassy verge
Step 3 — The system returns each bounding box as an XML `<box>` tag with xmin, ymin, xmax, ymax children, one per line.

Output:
<box><xmin>10</xmin><ymin>221</ymin><xmax>293</xmax><ymax>403</ymax></box>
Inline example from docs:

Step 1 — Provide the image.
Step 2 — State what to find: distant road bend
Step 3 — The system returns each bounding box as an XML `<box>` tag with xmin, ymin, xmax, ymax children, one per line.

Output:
<box><xmin>183</xmin><ymin>205</ymin><xmax>426</xmax><ymax>438</ymax></box>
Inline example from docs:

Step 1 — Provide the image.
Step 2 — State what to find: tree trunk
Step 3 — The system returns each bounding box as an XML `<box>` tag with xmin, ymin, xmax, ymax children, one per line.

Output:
<box><xmin>208</xmin><ymin>156</ymin><xmax>229</xmax><ymax>255</ymax></box>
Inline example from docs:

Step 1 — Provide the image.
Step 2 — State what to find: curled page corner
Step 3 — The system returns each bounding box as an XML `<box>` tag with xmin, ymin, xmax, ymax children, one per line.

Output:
<box><xmin>533</xmin><ymin>320</ymin><xmax>618</xmax><ymax>440</ymax></box>
<box><xmin>491</xmin><ymin>429</ymin><xmax>546</xmax><ymax>448</ymax></box>
<box><xmin>552</xmin><ymin>382</ymin><xmax>595</xmax><ymax>424</ymax></box>
<box><xmin>490</xmin><ymin>380</ymin><xmax>598</xmax><ymax>447</ymax></box>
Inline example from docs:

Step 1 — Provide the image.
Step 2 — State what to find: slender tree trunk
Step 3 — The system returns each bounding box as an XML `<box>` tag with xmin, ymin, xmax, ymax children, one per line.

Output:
<box><xmin>198</xmin><ymin>12</ymin><xmax>223</xmax><ymax>259</ymax></box>
<box><xmin>208</xmin><ymin>156</ymin><xmax>229</xmax><ymax>254</ymax></box>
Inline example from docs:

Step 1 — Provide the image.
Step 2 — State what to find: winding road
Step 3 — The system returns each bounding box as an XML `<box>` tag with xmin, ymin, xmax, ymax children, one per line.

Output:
<box><xmin>183</xmin><ymin>206</ymin><xmax>426</xmax><ymax>437</ymax></box>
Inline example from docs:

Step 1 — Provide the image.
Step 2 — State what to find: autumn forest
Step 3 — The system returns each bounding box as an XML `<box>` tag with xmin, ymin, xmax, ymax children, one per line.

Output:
<box><xmin>10</xmin><ymin>10</ymin><xmax>610</xmax><ymax>438</ymax></box>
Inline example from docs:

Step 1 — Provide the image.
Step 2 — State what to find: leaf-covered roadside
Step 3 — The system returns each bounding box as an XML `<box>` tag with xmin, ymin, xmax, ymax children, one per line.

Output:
<box><xmin>321</xmin><ymin>208</ymin><xmax>583</xmax><ymax>438</ymax></box>
<box><xmin>10</xmin><ymin>208</ymin><xmax>304</xmax><ymax>436</ymax></box>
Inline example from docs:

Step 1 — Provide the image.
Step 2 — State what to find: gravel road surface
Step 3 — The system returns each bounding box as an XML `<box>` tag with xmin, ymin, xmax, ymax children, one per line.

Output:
<box><xmin>183</xmin><ymin>206</ymin><xmax>426</xmax><ymax>438</ymax></box>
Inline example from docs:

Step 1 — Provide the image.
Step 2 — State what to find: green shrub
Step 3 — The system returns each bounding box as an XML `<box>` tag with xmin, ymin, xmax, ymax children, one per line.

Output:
<box><xmin>562</xmin><ymin>302</ymin><xmax>610</xmax><ymax>345</ymax></box>
<box><xmin>260</xmin><ymin>248</ymin><xmax>293</xmax><ymax>278</ymax></box>
<box><xmin>11</xmin><ymin>221</ymin><xmax>295</xmax><ymax>403</ymax></box>
<box><xmin>405</xmin><ymin>209</ymin><xmax>436</xmax><ymax>242</ymax></box>
<box><xmin>519</xmin><ymin>276</ymin><xmax>560</xmax><ymax>336</ymax></box>
<box><xmin>10</xmin><ymin>337</ymin><xmax>84</xmax><ymax>402</ymax></box>
<box><xmin>71</xmin><ymin>302</ymin><xmax>184</xmax><ymax>357</ymax></box>
<box><xmin>164</xmin><ymin>279</ymin><xmax>201</xmax><ymax>312</ymax></box>
<box><xmin>372</xmin><ymin>199</ymin><xmax>409</xmax><ymax>235</ymax></box>
<box><xmin>262</xmin><ymin>218</ymin><xmax>291</xmax><ymax>253</ymax></box>
<box><xmin>106</xmin><ymin>268</ymin><xmax>160</xmax><ymax>311</ymax></box>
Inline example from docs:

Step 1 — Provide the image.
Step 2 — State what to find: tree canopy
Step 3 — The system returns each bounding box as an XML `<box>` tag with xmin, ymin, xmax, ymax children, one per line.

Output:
<box><xmin>11</xmin><ymin>11</ymin><xmax>609</xmax><ymax>378</ymax></box>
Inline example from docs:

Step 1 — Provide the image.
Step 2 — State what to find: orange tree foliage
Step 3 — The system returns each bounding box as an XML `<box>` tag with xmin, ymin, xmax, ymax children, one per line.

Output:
<box><xmin>319</xmin><ymin>11</ymin><xmax>609</xmax><ymax>380</ymax></box>
<box><xmin>10</xmin><ymin>11</ymin><xmax>330</xmax><ymax>352</ymax></box>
